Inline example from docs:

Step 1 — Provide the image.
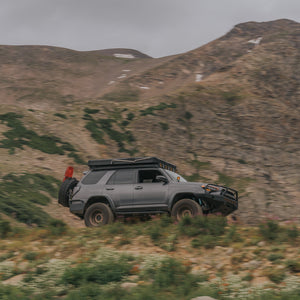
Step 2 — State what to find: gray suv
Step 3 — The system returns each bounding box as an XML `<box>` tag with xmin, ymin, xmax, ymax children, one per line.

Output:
<box><xmin>58</xmin><ymin>157</ymin><xmax>238</xmax><ymax>227</ymax></box>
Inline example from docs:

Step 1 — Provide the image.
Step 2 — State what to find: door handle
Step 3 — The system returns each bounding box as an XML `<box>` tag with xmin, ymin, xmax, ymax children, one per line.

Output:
<box><xmin>106</xmin><ymin>187</ymin><xmax>114</xmax><ymax>190</ymax></box>
<box><xmin>135</xmin><ymin>186</ymin><xmax>143</xmax><ymax>190</ymax></box>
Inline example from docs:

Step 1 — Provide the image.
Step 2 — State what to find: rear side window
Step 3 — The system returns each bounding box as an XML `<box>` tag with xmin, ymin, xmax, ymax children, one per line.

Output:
<box><xmin>107</xmin><ymin>169</ymin><xmax>136</xmax><ymax>185</ymax></box>
<box><xmin>81</xmin><ymin>170</ymin><xmax>107</xmax><ymax>185</ymax></box>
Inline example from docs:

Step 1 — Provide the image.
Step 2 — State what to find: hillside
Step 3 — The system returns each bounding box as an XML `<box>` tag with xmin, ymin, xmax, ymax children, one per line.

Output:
<box><xmin>0</xmin><ymin>19</ymin><xmax>299</xmax><ymax>226</ymax></box>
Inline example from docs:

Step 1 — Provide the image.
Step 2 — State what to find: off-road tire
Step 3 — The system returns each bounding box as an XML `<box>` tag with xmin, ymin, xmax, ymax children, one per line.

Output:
<box><xmin>84</xmin><ymin>203</ymin><xmax>114</xmax><ymax>227</ymax></box>
<box><xmin>58</xmin><ymin>178</ymin><xmax>78</xmax><ymax>207</ymax></box>
<box><xmin>171</xmin><ymin>199</ymin><xmax>203</xmax><ymax>221</ymax></box>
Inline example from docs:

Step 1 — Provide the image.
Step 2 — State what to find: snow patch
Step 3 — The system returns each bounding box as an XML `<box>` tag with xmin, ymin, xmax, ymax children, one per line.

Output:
<box><xmin>158</xmin><ymin>81</ymin><xmax>164</xmax><ymax>85</ymax></box>
<box><xmin>248</xmin><ymin>37</ymin><xmax>263</xmax><ymax>45</ymax></box>
<box><xmin>114</xmin><ymin>53</ymin><xmax>135</xmax><ymax>59</ymax></box>
<box><xmin>139</xmin><ymin>86</ymin><xmax>150</xmax><ymax>90</ymax></box>
<box><xmin>122</xmin><ymin>69</ymin><xmax>131</xmax><ymax>72</ymax></box>
<box><xmin>195</xmin><ymin>74</ymin><xmax>203</xmax><ymax>82</ymax></box>
<box><xmin>108</xmin><ymin>81</ymin><xmax>115</xmax><ymax>85</ymax></box>
<box><xmin>118</xmin><ymin>74</ymin><xmax>127</xmax><ymax>79</ymax></box>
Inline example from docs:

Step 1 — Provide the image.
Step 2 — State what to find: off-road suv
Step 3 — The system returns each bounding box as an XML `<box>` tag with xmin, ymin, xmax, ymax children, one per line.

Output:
<box><xmin>58</xmin><ymin>157</ymin><xmax>238</xmax><ymax>227</ymax></box>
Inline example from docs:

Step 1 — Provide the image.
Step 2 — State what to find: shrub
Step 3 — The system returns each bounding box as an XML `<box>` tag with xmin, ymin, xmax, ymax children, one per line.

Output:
<box><xmin>287</xmin><ymin>225</ymin><xmax>299</xmax><ymax>241</ymax></box>
<box><xmin>23</xmin><ymin>251</ymin><xmax>38</xmax><ymax>261</ymax></box>
<box><xmin>48</xmin><ymin>219</ymin><xmax>68</xmax><ymax>236</ymax></box>
<box><xmin>83</xmin><ymin>108</ymin><xmax>99</xmax><ymax>114</ymax></box>
<box><xmin>267</xmin><ymin>253</ymin><xmax>284</xmax><ymax>262</ymax></box>
<box><xmin>201</xmin><ymin>235</ymin><xmax>219</xmax><ymax>249</ymax></box>
<box><xmin>224</xmin><ymin>225</ymin><xmax>243</xmax><ymax>244</ymax></box>
<box><xmin>259</xmin><ymin>220</ymin><xmax>280</xmax><ymax>241</ymax></box>
<box><xmin>285</xmin><ymin>260</ymin><xmax>300</xmax><ymax>272</ymax></box>
<box><xmin>0</xmin><ymin>219</ymin><xmax>11</xmax><ymax>238</ymax></box>
<box><xmin>264</xmin><ymin>267</ymin><xmax>286</xmax><ymax>284</ymax></box>
<box><xmin>159</xmin><ymin>122</ymin><xmax>169</xmax><ymax>130</ymax></box>
<box><xmin>145</xmin><ymin>257</ymin><xmax>201</xmax><ymax>296</ymax></box>
<box><xmin>0</xmin><ymin>284</ymin><xmax>32</xmax><ymax>300</ymax></box>
<box><xmin>140</xmin><ymin>102</ymin><xmax>177</xmax><ymax>116</ymax></box>
<box><xmin>184</xmin><ymin>111</ymin><xmax>193</xmax><ymax>120</ymax></box>
<box><xmin>61</xmin><ymin>258</ymin><xmax>132</xmax><ymax>287</ymax></box>
<box><xmin>127</xmin><ymin>112</ymin><xmax>135</xmax><ymax>120</ymax></box>
<box><xmin>54</xmin><ymin>113</ymin><xmax>67</xmax><ymax>119</ymax></box>
<box><xmin>179</xmin><ymin>215</ymin><xmax>227</xmax><ymax>237</ymax></box>
<box><xmin>148</xmin><ymin>224</ymin><xmax>162</xmax><ymax>242</ymax></box>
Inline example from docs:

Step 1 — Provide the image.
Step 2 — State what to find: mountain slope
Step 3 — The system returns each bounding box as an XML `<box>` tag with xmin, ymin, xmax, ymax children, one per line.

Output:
<box><xmin>0</xmin><ymin>19</ymin><xmax>299</xmax><ymax>225</ymax></box>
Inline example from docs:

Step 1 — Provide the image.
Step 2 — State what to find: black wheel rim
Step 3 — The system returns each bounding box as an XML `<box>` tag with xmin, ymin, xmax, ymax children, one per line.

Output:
<box><xmin>90</xmin><ymin>210</ymin><xmax>104</xmax><ymax>225</ymax></box>
<box><xmin>177</xmin><ymin>206</ymin><xmax>193</xmax><ymax>219</ymax></box>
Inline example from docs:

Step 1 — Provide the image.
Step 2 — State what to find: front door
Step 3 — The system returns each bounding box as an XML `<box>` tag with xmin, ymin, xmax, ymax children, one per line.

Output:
<box><xmin>133</xmin><ymin>169</ymin><xmax>168</xmax><ymax>210</ymax></box>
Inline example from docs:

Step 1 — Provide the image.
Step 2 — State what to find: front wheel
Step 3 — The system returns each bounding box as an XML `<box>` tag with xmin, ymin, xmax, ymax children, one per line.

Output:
<box><xmin>171</xmin><ymin>199</ymin><xmax>203</xmax><ymax>221</ymax></box>
<box><xmin>84</xmin><ymin>203</ymin><xmax>114</xmax><ymax>227</ymax></box>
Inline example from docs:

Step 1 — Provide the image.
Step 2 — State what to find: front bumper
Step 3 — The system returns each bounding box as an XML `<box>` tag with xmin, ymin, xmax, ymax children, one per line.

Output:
<box><xmin>202</xmin><ymin>184</ymin><xmax>238</xmax><ymax>216</ymax></box>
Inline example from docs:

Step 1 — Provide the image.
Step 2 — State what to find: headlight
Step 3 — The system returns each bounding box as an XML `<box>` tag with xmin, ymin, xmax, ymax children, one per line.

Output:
<box><xmin>202</xmin><ymin>184</ymin><xmax>220</xmax><ymax>192</ymax></box>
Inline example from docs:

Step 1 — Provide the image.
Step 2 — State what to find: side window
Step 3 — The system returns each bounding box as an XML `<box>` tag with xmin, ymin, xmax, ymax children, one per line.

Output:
<box><xmin>138</xmin><ymin>169</ymin><xmax>163</xmax><ymax>183</ymax></box>
<box><xmin>81</xmin><ymin>170</ymin><xmax>107</xmax><ymax>185</ymax></box>
<box><xmin>107</xmin><ymin>169</ymin><xmax>136</xmax><ymax>185</ymax></box>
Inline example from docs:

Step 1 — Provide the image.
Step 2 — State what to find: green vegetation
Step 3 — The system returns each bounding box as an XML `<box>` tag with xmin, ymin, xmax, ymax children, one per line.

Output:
<box><xmin>0</xmin><ymin>173</ymin><xmax>60</xmax><ymax>226</ymax></box>
<box><xmin>61</xmin><ymin>257</ymin><xmax>132</xmax><ymax>287</ymax></box>
<box><xmin>159</xmin><ymin>122</ymin><xmax>169</xmax><ymax>130</ymax></box>
<box><xmin>140</xmin><ymin>102</ymin><xmax>177</xmax><ymax>116</ymax></box>
<box><xmin>259</xmin><ymin>220</ymin><xmax>299</xmax><ymax>243</ymax></box>
<box><xmin>127</xmin><ymin>112</ymin><xmax>135</xmax><ymax>120</ymax></box>
<box><xmin>83</xmin><ymin>108</ymin><xmax>99</xmax><ymax>114</ymax></box>
<box><xmin>0</xmin><ymin>112</ymin><xmax>84</xmax><ymax>164</ymax></box>
<box><xmin>184</xmin><ymin>111</ymin><xmax>193</xmax><ymax>120</ymax></box>
<box><xmin>83</xmin><ymin>110</ymin><xmax>137</xmax><ymax>155</ymax></box>
<box><xmin>54</xmin><ymin>113</ymin><xmax>67</xmax><ymax>119</ymax></box>
<box><xmin>0</xmin><ymin>218</ymin><xmax>11</xmax><ymax>238</ymax></box>
<box><xmin>221</xmin><ymin>90</ymin><xmax>242</xmax><ymax>105</ymax></box>
<box><xmin>0</xmin><ymin>217</ymin><xmax>299</xmax><ymax>299</ymax></box>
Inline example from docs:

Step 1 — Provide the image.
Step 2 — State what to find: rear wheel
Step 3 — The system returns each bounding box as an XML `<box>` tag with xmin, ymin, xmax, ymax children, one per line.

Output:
<box><xmin>84</xmin><ymin>203</ymin><xmax>114</xmax><ymax>227</ymax></box>
<box><xmin>171</xmin><ymin>199</ymin><xmax>203</xmax><ymax>221</ymax></box>
<box><xmin>58</xmin><ymin>178</ymin><xmax>78</xmax><ymax>207</ymax></box>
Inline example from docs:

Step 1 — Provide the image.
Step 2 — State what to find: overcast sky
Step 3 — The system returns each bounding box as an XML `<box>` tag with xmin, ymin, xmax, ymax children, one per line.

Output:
<box><xmin>0</xmin><ymin>0</ymin><xmax>299</xmax><ymax>58</ymax></box>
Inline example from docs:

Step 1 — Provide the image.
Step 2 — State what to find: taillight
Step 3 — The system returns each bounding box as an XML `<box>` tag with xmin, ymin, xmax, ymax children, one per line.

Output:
<box><xmin>63</xmin><ymin>166</ymin><xmax>74</xmax><ymax>182</ymax></box>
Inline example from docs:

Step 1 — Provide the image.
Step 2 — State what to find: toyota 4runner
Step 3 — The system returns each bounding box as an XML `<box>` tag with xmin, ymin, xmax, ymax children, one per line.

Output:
<box><xmin>58</xmin><ymin>157</ymin><xmax>238</xmax><ymax>227</ymax></box>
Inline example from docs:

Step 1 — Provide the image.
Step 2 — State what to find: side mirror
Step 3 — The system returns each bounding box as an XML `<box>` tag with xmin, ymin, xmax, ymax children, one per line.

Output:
<box><xmin>156</xmin><ymin>175</ymin><xmax>168</xmax><ymax>184</ymax></box>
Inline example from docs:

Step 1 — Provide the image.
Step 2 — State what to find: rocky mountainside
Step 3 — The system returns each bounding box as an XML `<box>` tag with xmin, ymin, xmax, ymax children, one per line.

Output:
<box><xmin>0</xmin><ymin>19</ymin><xmax>299</xmax><ymax>225</ymax></box>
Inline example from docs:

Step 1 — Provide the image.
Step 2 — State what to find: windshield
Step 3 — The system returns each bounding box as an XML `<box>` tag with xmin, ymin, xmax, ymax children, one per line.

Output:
<box><xmin>165</xmin><ymin>170</ymin><xmax>187</xmax><ymax>182</ymax></box>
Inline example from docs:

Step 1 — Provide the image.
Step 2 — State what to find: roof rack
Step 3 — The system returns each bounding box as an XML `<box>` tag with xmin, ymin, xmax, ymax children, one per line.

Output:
<box><xmin>88</xmin><ymin>157</ymin><xmax>177</xmax><ymax>171</ymax></box>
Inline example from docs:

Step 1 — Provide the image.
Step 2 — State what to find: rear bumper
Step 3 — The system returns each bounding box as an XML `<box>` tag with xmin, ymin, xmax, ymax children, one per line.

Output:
<box><xmin>69</xmin><ymin>200</ymin><xmax>84</xmax><ymax>215</ymax></box>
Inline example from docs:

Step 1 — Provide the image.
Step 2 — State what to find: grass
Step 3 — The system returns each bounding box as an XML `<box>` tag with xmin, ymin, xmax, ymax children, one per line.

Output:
<box><xmin>83</xmin><ymin>110</ymin><xmax>138</xmax><ymax>155</ymax></box>
<box><xmin>0</xmin><ymin>173</ymin><xmax>60</xmax><ymax>226</ymax></box>
<box><xmin>0</xmin><ymin>112</ymin><xmax>84</xmax><ymax>164</ymax></box>
<box><xmin>0</xmin><ymin>217</ymin><xmax>299</xmax><ymax>299</ymax></box>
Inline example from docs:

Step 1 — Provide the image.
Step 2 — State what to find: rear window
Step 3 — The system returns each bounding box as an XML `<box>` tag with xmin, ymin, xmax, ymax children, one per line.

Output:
<box><xmin>81</xmin><ymin>170</ymin><xmax>107</xmax><ymax>185</ymax></box>
<box><xmin>107</xmin><ymin>169</ymin><xmax>136</xmax><ymax>185</ymax></box>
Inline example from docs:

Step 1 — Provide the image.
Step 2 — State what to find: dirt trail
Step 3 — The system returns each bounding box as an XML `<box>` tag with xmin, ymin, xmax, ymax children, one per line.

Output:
<box><xmin>45</xmin><ymin>198</ymin><xmax>84</xmax><ymax>228</ymax></box>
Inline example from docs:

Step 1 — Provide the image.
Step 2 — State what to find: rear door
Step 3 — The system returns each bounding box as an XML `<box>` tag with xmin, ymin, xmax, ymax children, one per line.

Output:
<box><xmin>104</xmin><ymin>169</ymin><xmax>136</xmax><ymax>210</ymax></box>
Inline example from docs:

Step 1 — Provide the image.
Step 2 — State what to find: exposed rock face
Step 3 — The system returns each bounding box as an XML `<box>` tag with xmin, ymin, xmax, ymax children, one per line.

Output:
<box><xmin>0</xmin><ymin>19</ymin><xmax>299</xmax><ymax>224</ymax></box>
